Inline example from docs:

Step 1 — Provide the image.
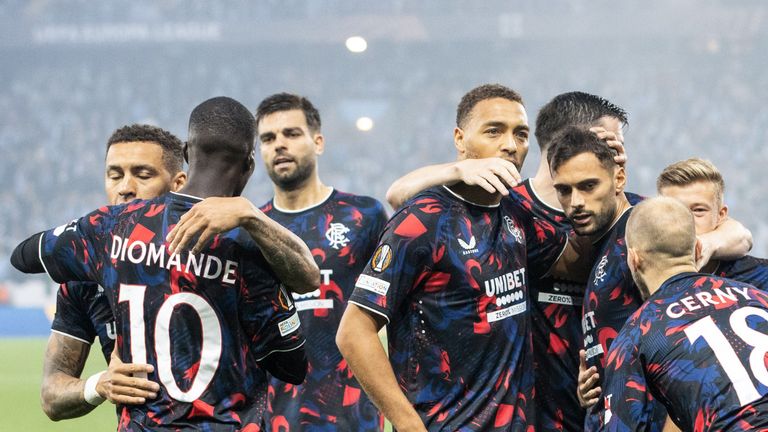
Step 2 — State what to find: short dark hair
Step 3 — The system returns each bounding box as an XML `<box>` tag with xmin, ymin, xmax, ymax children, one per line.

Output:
<box><xmin>456</xmin><ymin>84</ymin><xmax>524</xmax><ymax>128</ymax></box>
<box><xmin>107</xmin><ymin>124</ymin><xmax>184</xmax><ymax>173</ymax></box>
<box><xmin>547</xmin><ymin>125</ymin><xmax>617</xmax><ymax>173</ymax></box>
<box><xmin>188</xmin><ymin>96</ymin><xmax>256</xmax><ymax>160</ymax></box>
<box><xmin>255</xmin><ymin>92</ymin><xmax>321</xmax><ymax>133</ymax></box>
<box><xmin>535</xmin><ymin>91</ymin><xmax>628</xmax><ymax>151</ymax></box>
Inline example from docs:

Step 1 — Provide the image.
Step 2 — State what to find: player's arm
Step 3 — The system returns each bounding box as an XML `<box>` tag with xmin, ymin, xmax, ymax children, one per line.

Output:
<box><xmin>337</xmin><ymin>304</ymin><xmax>427</xmax><ymax>432</ymax></box>
<box><xmin>385</xmin><ymin>158</ymin><xmax>521</xmax><ymax>209</ymax></box>
<box><xmin>41</xmin><ymin>333</ymin><xmax>93</xmax><ymax>420</ymax></box>
<box><xmin>41</xmin><ymin>337</ymin><xmax>158</xmax><ymax>419</ymax></box>
<box><xmin>165</xmin><ymin>196</ymin><xmax>320</xmax><ymax>294</ymax></box>
<box><xmin>697</xmin><ymin>217</ymin><xmax>753</xmax><ymax>268</ymax></box>
<box><xmin>10</xmin><ymin>231</ymin><xmax>45</xmax><ymax>274</ymax></box>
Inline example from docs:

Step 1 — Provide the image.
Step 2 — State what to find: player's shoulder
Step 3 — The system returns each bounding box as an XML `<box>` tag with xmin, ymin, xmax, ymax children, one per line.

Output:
<box><xmin>624</xmin><ymin>191</ymin><xmax>646</xmax><ymax>206</ymax></box>
<box><xmin>331</xmin><ymin>189</ymin><xmax>387</xmax><ymax>215</ymax></box>
<box><xmin>400</xmin><ymin>186</ymin><xmax>454</xmax><ymax>215</ymax></box>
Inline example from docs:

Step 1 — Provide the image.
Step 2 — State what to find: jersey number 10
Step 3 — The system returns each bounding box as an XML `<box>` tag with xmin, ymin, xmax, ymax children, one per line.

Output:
<box><xmin>119</xmin><ymin>284</ymin><xmax>223</xmax><ymax>402</ymax></box>
<box><xmin>685</xmin><ymin>306</ymin><xmax>768</xmax><ymax>406</ymax></box>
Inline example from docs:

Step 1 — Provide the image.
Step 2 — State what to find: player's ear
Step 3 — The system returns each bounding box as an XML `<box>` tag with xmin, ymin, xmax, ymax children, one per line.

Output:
<box><xmin>718</xmin><ymin>204</ymin><xmax>728</xmax><ymax>223</ymax></box>
<box><xmin>627</xmin><ymin>247</ymin><xmax>640</xmax><ymax>274</ymax></box>
<box><xmin>313</xmin><ymin>132</ymin><xmax>325</xmax><ymax>155</ymax></box>
<box><xmin>454</xmin><ymin>127</ymin><xmax>466</xmax><ymax>155</ymax></box>
<box><xmin>171</xmin><ymin>171</ymin><xmax>187</xmax><ymax>192</ymax></box>
<box><xmin>614</xmin><ymin>165</ymin><xmax>626</xmax><ymax>194</ymax></box>
<box><xmin>244</xmin><ymin>151</ymin><xmax>255</xmax><ymax>176</ymax></box>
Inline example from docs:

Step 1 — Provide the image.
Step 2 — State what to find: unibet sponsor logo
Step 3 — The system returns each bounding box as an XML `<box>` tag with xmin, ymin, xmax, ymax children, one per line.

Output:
<box><xmin>582</xmin><ymin>310</ymin><xmax>603</xmax><ymax>361</ymax></box>
<box><xmin>484</xmin><ymin>268</ymin><xmax>526</xmax><ymax>306</ymax></box>
<box><xmin>483</xmin><ymin>268</ymin><xmax>528</xmax><ymax>322</ymax></box>
<box><xmin>292</xmin><ymin>269</ymin><xmax>335</xmax><ymax>311</ymax></box>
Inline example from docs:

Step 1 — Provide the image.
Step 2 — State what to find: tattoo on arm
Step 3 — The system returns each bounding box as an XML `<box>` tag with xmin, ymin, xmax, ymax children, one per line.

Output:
<box><xmin>245</xmin><ymin>214</ymin><xmax>320</xmax><ymax>294</ymax></box>
<box><xmin>41</xmin><ymin>334</ymin><xmax>96</xmax><ymax>420</ymax></box>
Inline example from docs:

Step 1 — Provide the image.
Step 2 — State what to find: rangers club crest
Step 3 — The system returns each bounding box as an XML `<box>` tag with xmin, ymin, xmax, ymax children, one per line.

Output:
<box><xmin>325</xmin><ymin>222</ymin><xmax>350</xmax><ymax>250</ymax></box>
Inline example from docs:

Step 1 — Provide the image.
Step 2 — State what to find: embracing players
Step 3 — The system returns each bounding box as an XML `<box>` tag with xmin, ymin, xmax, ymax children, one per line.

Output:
<box><xmin>600</xmin><ymin>197</ymin><xmax>768</xmax><ymax>431</ymax></box>
<box><xmin>12</xmin><ymin>97</ymin><xmax>315</xmax><ymax>431</ymax></box>
<box><xmin>337</xmin><ymin>84</ymin><xmax>582</xmax><ymax>431</ymax></box>
<box><xmin>42</xmin><ymin>124</ymin><xmax>185</xmax><ymax>420</ymax></box>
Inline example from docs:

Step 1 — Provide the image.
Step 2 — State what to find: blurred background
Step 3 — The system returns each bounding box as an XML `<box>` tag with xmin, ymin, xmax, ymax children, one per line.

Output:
<box><xmin>0</xmin><ymin>0</ymin><xmax>766</xmax><ymax>429</ymax></box>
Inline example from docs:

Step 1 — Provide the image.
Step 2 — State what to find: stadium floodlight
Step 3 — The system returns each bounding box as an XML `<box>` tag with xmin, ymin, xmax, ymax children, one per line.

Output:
<box><xmin>345</xmin><ymin>36</ymin><xmax>367</xmax><ymax>53</ymax></box>
<box><xmin>356</xmin><ymin>117</ymin><xmax>374</xmax><ymax>131</ymax></box>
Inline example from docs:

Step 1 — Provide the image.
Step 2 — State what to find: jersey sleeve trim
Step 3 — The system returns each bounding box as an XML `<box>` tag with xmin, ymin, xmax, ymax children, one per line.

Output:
<box><xmin>348</xmin><ymin>300</ymin><xmax>391</xmax><ymax>324</ymax></box>
<box><xmin>38</xmin><ymin>233</ymin><xmax>55</xmax><ymax>281</ymax></box>
<box><xmin>50</xmin><ymin>329</ymin><xmax>93</xmax><ymax>345</ymax></box>
<box><xmin>254</xmin><ymin>339</ymin><xmax>306</xmax><ymax>362</ymax></box>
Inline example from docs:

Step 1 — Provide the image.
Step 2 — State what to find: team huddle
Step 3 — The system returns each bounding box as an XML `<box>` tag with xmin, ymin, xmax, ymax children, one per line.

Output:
<box><xmin>9</xmin><ymin>85</ymin><xmax>768</xmax><ymax>431</ymax></box>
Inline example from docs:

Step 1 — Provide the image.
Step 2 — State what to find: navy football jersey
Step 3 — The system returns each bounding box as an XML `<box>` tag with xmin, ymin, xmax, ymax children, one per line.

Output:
<box><xmin>716</xmin><ymin>255</ymin><xmax>768</xmax><ymax>291</ymax></box>
<box><xmin>511</xmin><ymin>181</ymin><xmax>644</xmax><ymax>432</ymax></box>
<box><xmin>511</xmin><ymin>180</ymin><xmax>584</xmax><ymax>431</ymax></box>
<box><xmin>601</xmin><ymin>273</ymin><xmax>768</xmax><ymax>431</ymax></box>
<box><xmin>37</xmin><ymin>192</ymin><xmax>305</xmax><ymax>431</ymax></box>
<box><xmin>349</xmin><ymin>186</ymin><xmax>566</xmax><ymax>431</ymax></box>
<box><xmin>260</xmin><ymin>189</ymin><xmax>387</xmax><ymax>431</ymax></box>
<box><xmin>582</xmin><ymin>207</ymin><xmax>665</xmax><ymax>431</ymax></box>
<box><xmin>51</xmin><ymin>281</ymin><xmax>115</xmax><ymax>362</ymax></box>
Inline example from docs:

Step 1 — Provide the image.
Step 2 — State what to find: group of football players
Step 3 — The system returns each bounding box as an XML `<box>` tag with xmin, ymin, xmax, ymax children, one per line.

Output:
<box><xmin>10</xmin><ymin>84</ymin><xmax>768</xmax><ymax>431</ymax></box>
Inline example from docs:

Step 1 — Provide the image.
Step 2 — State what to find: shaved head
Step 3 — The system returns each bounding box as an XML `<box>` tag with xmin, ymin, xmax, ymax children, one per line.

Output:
<box><xmin>627</xmin><ymin>197</ymin><xmax>697</xmax><ymax>262</ymax></box>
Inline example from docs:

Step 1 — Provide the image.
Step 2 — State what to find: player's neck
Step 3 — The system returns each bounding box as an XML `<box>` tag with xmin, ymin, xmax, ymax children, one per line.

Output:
<box><xmin>643</xmin><ymin>262</ymin><xmax>698</xmax><ymax>297</ymax></box>
<box><xmin>604</xmin><ymin>194</ymin><xmax>632</xmax><ymax>234</ymax></box>
<box><xmin>273</xmin><ymin>175</ymin><xmax>332</xmax><ymax>211</ymax></box>
<box><xmin>531</xmin><ymin>157</ymin><xmax>562</xmax><ymax>210</ymax></box>
<box><xmin>446</xmin><ymin>182</ymin><xmax>502</xmax><ymax>206</ymax></box>
<box><xmin>179</xmin><ymin>167</ymin><xmax>244</xmax><ymax>198</ymax></box>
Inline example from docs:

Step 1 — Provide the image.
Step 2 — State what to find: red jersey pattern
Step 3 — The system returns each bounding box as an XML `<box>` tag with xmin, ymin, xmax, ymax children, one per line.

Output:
<box><xmin>260</xmin><ymin>190</ymin><xmax>387</xmax><ymax>431</ymax></box>
<box><xmin>601</xmin><ymin>273</ymin><xmax>768</xmax><ymax>431</ymax></box>
<box><xmin>38</xmin><ymin>192</ymin><xmax>305</xmax><ymax>431</ymax></box>
<box><xmin>349</xmin><ymin>186</ymin><xmax>565</xmax><ymax>431</ymax></box>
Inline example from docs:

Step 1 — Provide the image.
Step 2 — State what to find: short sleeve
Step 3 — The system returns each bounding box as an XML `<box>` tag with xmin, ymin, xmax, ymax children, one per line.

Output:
<box><xmin>50</xmin><ymin>282</ymin><xmax>100</xmax><ymax>344</ymax></box>
<box><xmin>240</xmin><ymin>249</ymin><xmax>305</xmax><ymax>361</ymax></box>
<box><xmin>348</xmin><ymin>202</ymin><xmax>438</xmax><ymax>324</ymax></box>
<box><xmin>516</xmin><ymin>206</ymin><xmax>567</xmax><ymax>279</ymax></box>
<box><xmin>39</xmin><ymin>207</ymin><xmax>115</xmax><ymax>284</ymax></box>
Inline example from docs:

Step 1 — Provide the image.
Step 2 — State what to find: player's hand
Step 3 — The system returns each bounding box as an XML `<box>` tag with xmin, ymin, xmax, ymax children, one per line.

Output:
<box><xmin>166</xmin><ymin>196</ymin><xmax>257</xmax><ymax>254</ymax></box>
<box><xmin>590</xmin><ymin>127</ymin><xmax>627</xmax><ymax>166</ymax></box>
<box><xmin>577</xmin><ymin>349</ymin><xmax>601</xmax><ymax>408</ymax></box>
<box><xmin>97</xmin><ymin>352</ymin><xmax>160</xmax><ymax>405</ymax></box>
<box><xmin>453</xmin><ymin>158</ymin><xmax>521</xmax><ymax>195</ymax></box>
<box><xmin>695</xmin><ymin>235</ymin><xmax>716</xmax><ymax>270</ymax></box>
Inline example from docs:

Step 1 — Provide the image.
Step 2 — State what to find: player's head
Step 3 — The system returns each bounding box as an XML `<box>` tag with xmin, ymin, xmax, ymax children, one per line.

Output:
<box><xmin>186</xmin><ymin>96</ymin><xmax>256</xmax><ymax>195</ymax></box>
<box><xmin>255</xmin><ymin>93</ymin><xmax>324</xmax><ymax>191</ymax></box>
<box><xmin>548</xmin><ymin>126</ymin><xmax>626</xmax><ymax>236</ymax></box>
<box><xmin>105</xmin><ymin>124</ymin><xmax>187</xmax><ymax>205</ymax></box>
<box><xmin>626</xmin><ymin>197</ymin><xmax>698</xmax><ymax>299</ymax></box>
<box><xmin>656</xmin><ymin>158</ymin><xmax>727</xmax><ymax>235</ymax></box>
<box><xmin>535</xmin><ymin>91</ymin><xmax>628</xmax><ymax>153</ymax></box>
<box><xmin>454</xmin><ymin>84</ymin><xmax>529</xmax><ymax>171</ymax></box>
